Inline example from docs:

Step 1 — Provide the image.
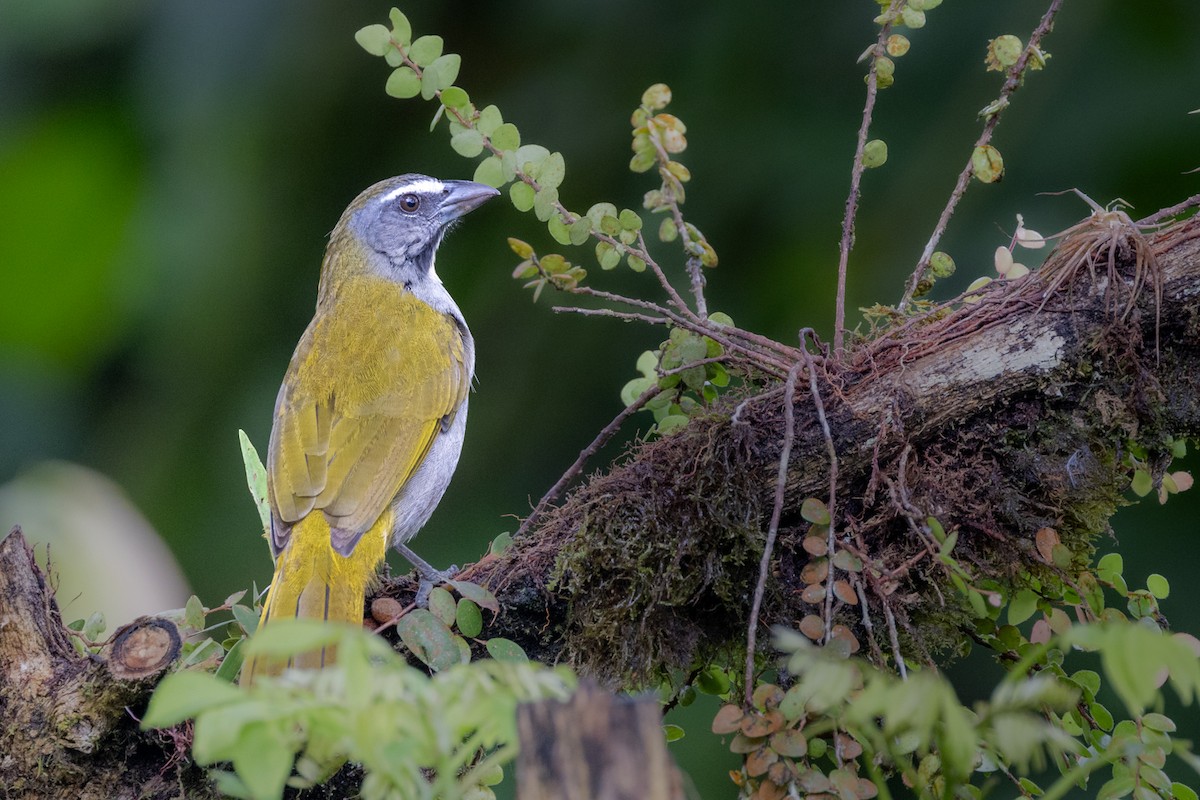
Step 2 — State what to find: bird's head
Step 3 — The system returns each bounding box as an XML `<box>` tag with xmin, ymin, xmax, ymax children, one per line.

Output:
<box><xmin>325</xmin><ymin>174</ymin><xmax>499</xmax><ymax>287</ymax></box>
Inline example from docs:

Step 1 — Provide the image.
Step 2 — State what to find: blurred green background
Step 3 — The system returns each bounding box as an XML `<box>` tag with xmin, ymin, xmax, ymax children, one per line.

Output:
<box><xmin>1</xmin><ymin>1</ymin><xmax>1198</xmax><ymax>796</ymax></box>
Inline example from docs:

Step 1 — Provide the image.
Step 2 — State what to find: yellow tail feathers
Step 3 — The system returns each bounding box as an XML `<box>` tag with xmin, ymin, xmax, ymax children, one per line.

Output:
<box><xmin>240</xmin><ymin>512</ymin><xmax>389</xmax><ymax>686</ymax></box>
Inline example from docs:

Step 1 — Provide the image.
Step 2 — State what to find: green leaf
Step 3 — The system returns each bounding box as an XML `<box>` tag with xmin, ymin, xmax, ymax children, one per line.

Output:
<box><xmin>658</xmin><ymin>217</ymin><xmax>678</xmax><ymax>243</ymax></box>
<box><xmin>696</xmin><ymin>665</ymin><xmax>731</xmax><ymax>696</ymax></box>
<box><xmin>141</xmin><ymin>670</ymin><xmax>245</xmax><ymax>728</ymax></box>
<box><xmin>408</xmin><ymin>35</ymin><xmax>443</xmax><ymax>68</ymax></box>
<box><xmin>533</xmin><ymin>187</ymin><xmax>559</xmax><ymax>221</ymax></box>
<box><xmin>82</xmin><ymin>611</ymin><xmax>106</xmax><ymax>641</ymax></box>
<box><xmin>862</xmin><ymin>139</ymin><xmax>888</xmax><ymax>168</ymax></box>
<box><xmin>971</xmin><ymin>144</ymin><xmax>1004</xmax><ymax>183</ymax></box>
<box><xmin>215</xmin><ymin>638</ymin><xmax>246</xmax><ymax>683</ymax></box>
<box><xmin>1097</xmin><ymin>775</ymin><xmax>1135</xmax><ymax>800</ymax></box>
<box><xmin>569</xmin><ymin>217</ymin><xmax>592</xmax><ymax>246</ymax></box>
<box><xmin>456</xmin><ymin>598</ymin><xmax>483</xmax><ymax>638</ymax></box>
<box><xmin>354</xmin><ymin>24</ymin><xmax>392</xmax><ymax>57</ymax></box>
<box><xmin>539</xmin><ymin>152</ymin><xmax>565</xmax><ymax>190</ymax></box>
<box><xmin>900</xmin><ymin>7</ymin><xmax>926</xmax><ymax>28</ymax></box>
<box><xmin>420</xmin><ymin>63</ymin><xmax>442</xmax><ymax>101</ymax></box>
<box><xmin>1131</xmin><ymin>469</ymin><xmax>1153</xmax><ymax>496</ymax></box>
<box><xmin>448</xmin><ymin>579</ymin><xmax>500</xmax><ymax>613</ymax></box>
<box><xmin>621</xmin><ymin>376</ymin><xmax>654</xmax><ymax>407</ymax></box>
<box><xmin>231</xmin><ymin>722</ymin><xmax>294</xmax><ymax>800</ymax></box>
<box><xmin>485</xmin><ymin>637</ymin><xmax>528</xmax><ymax>662</ymax></box>
<box><xmin>477</xmin><ymin>105</ymin><xmax>503</xmax><ymax>136</ymax></box>
<box><xmin>210</xmin><ymin>771</ymin><xmax>253</xmax><ymax>800</ymax></box>
<box><xmin>490</xmin><ymin>122</ymin><xmax>520</xmax><ymax>152</ymax></box>
<box><xmin>489</xmin><ymin>531</ymin><xmax>513</xmax><ymax>556</ymax></box>
<box><xmin>642</xmin><ymin>83</ymin><xmax>672</xmax><ymax>109</ymax></box>
<box><xmin>629</xmin><ymin>149</ymin><xmax>656</xmax><ymax>173</ymax></box>
<box><xmin>473</xmin><ymin>156</ymin><xmax>505</xmax><ymax>188</ymax></box>
<box><xmin>1172</xmin><ymin>783</ymin><xmax>1198</xmax><ymax>800</ymax></box>
<box><xmin>586</xmin><ymin>202</ymin><xmax>617</xmax><ymax>228</ymax></box>
<box><xmin>663</xmin><ymin>724</ymin><xmax>685</xmax><ymax>743</ymax></box>
<box><xmin>1146</xmin><ymin>574</ymin><xmax>1170</xmax><ymax>599</ymax></box>
<box><xmin>627</xmin><ymin>254</ymin><xmax>647</xmax><ymax>273</ymax></box>
<box><xmin>540</xmin><ymin>252</ymin><xmax>567</xmax><ymax>275</ymax></box>
<box><xmin>243</xmin><ymin>618</ymin><xmax>346</xmax><ymax>659</ymax></box>
<box><xmin>596</xmin><ymin>242</ymin><xmax>621</xmax><ymax>271</ymax></box>
<box><xmin>509</xmin><ymin>182</ymin><xmax>535</xmax><ymax>212</ymax></box>
<box><xmin>238</xmin><ymin>430</ymin><xmax>270</xmax><ymax>534</ymax></box>
<box><xmin>440</xmin><ymin>86</ymin><xmax>469</xmax><ymax>109</ymax></box>
<box><xmin>185</xmin><ymin>594</ymin><xmax>206</xmax><ymax>631</ymax></box>
<box><xmin>427</xmin><ymin>54</ymin><xmax>460</xmax><ymax>91</ymax></box>
<box><xmin>515</xmin><ymin>144</ymin><xmax>550</xmax><ymax>172</ymax></box>
<box><xmin>388</xmin><ymin>8</ymin><xmax>412</xmax><ymax>45</ymax></box>
<box><xmin>232</xmin><ymin>603</ymin><xmax>260</xmax><ymax>635</ymax></box>
<box><xmin>618</xmin><ymin>208</ymin><xmax>642</xmax><ymax>231</ymax></box>
<box><xmin>1098</xmin><ymin>553</ymin><xmax>1124</xmax><ymax>582</ymax></box>
<box><xmin>396</xmin><ymin>608</ymin><xmax>461</xmax><ymax>671</ymax></box>
<box><xmin>385</xmin><ymin>67</ymin><xmax>421</xmax><ymax>99</ymax></box>
<box><xmin>428</xmin><ymin>587</ymin><xmax>457</xmax><ymax>627</ymax></box>
<box><xmin>801</xmin><ymin>498</ymin><xmax>831</xmax><ymax>525</ymax></box>
<box><xmin>547</xmin><ymin>214</ymin><xmax>571</xmax><ymax>246</ymax></box>
<box><xmin>1008</xmin><ymin>588</ymin><xmax>1040</xmax><ymax>626</ymax></box>
<box><xmin>450</xmin><ymin>129</ymin><xmax>484</xmax><ymax>158</ymax></box>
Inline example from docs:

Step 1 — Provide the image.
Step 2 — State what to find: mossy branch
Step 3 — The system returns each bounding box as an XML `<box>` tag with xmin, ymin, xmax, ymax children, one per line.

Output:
<box><xmin>426</xmin><ymin>209</ymin><xmax>1200</xmax><ymax>684</ymax></box>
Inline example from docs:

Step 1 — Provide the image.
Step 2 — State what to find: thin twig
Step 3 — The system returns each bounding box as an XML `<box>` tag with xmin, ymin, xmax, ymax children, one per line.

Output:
<box><xmin>658</xmin><ymin>356</ymin><xmax>728</xmax><ymax>377</ymax></box>
<box><xmin>635</xmin><ymin>230</ymin><xmax>695</xmax><ymax>318</ymax></box>
<box><xmin>1138</xmin><ymin>192</ymin><xmax>1200</xmax><ymax>226</ymax></box>
<box><xmin>649</xmin><ymin>132</ymin><xmax>709</xmax><ymax>318</ymax></box>
<box><xmin>743</xmin><ymin>361</ymin><xmax>803</xmax><ymax>705</ymax></box>
<box><xmin>551</xmin><ymin>306</ymin><xmax>670</xmax><ymax>325</ymax></box>
<box><xmin>796</xmin><ymin>330</ymin><xmax>840</xmax><ymax>646</ymax></box>
<box><xmin>516</xmin><ymin>383</ymin><xmax>664</xmax><ymax>538</ymax></box>
<box><xmin>882</xmin><ymin>598</ymin><xmax>908</xmax><ymax>679</ymax></box>
<box><xmin>898</xmin><ymin>0</ymin><xmax>1065</xmax><ymax>311</ymax></box>
<box><xmin>853</xmin><ymin>574</ymin><xmax>886</xmax><ymax>665</ymax></box>
<box><xmin>835</xmin><ymin>0</ymin><xmax>905</xmax><ymax>358</ymax></box>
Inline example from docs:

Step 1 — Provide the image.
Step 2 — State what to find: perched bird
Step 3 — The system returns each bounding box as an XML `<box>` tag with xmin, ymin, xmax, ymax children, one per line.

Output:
<box><xmin>241</xmin><ymin>174</ymin><xmax>498</xmax><ymax>684</ymax></box>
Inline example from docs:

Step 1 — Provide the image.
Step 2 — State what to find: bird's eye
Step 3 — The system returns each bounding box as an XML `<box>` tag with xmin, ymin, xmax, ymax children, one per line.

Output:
<box><xmin>398</xmin><ymin>194</ymin><xmax>421</xmax><ymax>213</ymax></box>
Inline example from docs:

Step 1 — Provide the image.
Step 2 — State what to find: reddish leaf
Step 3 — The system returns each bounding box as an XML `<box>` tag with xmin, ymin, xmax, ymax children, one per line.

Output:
<box><xmin>712</xmin><ymin>704</ymin><xmax>744</xmax><ymax>734</ymax></box>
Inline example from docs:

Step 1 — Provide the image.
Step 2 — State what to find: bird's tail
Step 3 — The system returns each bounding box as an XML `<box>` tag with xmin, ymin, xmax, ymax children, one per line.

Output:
<box><xmin>240</xmin><ymin>512</ymin><xmax>388</xmax><ymax>686</ymax></box>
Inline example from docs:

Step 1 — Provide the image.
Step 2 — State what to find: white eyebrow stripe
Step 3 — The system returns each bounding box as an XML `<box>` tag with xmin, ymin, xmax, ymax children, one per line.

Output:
<box><xmin>378</xmin><ymin>178</ymin><xmax>445</xmax><ymax>203</ymax></box>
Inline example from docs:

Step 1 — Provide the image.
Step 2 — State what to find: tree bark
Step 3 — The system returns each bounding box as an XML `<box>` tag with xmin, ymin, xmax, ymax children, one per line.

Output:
<box><xmin>0</xmin><ymin>526</ymin><xmax>210</xmax><ymax>798</ymax></box>
<box><xmin>1</xmin><ymin>207</ymin><xmax>1198</xmax><ymax>794</ymax></box>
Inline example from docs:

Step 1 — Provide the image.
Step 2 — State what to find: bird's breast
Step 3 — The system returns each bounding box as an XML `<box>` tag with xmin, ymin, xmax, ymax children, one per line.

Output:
<box><xmin>294</xmin><ymin>277</ymin><xmax>463</xmax><ymax>408</ymax></box>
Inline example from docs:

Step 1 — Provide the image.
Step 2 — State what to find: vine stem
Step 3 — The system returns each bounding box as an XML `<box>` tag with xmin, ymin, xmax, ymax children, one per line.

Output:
<box><xmin>897</xmin><ymin>0</ymin><xmax>1065</xmax><ymax>311</ymax></box>
<box><xmin>834</xmin><ymin>0</ymin><xmax>905</xmax><ymax>359</ymax></box>
<box><xmin>744</xmin><ymin>360</ymin><xmax>802</xmax><ymax>705</ymax></box>
<box><xmin>797</xmin><ymin>331</ymin><xmax>840</xmax><ymax>648</ymax></box>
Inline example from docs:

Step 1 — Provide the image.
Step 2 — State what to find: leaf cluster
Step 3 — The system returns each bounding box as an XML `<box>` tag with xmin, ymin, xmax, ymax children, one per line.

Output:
<box><xmin>143</xmin><ymin>621</ymin><xmax>573</xmax><ymax>800</ymax></box>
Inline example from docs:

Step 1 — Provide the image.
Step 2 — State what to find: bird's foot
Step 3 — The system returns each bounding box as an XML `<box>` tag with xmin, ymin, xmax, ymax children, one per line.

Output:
<box><xmin>395</xmin><ymin>542</ymin><xmax>458</xmax><ymax>607</ymax></box>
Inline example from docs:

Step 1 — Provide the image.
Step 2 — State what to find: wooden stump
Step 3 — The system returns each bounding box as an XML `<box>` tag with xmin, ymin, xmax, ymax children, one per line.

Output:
<box><xmin>516</xmin><ymin>681</ymin><xmax>686</xmax><ymax>800</ymax></box>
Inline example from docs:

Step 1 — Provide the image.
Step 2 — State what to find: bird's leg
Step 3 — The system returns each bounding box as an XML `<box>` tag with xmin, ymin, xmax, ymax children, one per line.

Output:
<box><xmin>394</xmin><ymin>543</ymin><xmax>458</xmax><ymax>607</ymax></box>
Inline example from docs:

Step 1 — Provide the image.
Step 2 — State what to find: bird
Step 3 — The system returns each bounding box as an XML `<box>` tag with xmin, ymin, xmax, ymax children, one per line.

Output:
<box><xmin>240</xmin><ymin>174</ymin><xmax>498</xmax><ymax>684</ymax></box>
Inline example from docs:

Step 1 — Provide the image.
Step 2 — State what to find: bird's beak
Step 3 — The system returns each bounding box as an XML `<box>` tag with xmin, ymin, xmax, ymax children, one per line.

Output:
<box><xmin>439</xmin><ymin>180</ymin><xmax>500</xmax><ymax>223</ymax></box>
